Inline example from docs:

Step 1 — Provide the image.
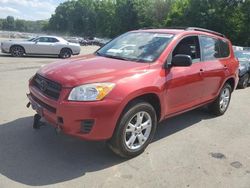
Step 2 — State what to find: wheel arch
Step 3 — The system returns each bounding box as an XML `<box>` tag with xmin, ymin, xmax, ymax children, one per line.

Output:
<box><xmin>224</xmin><ymin>77</ymin><xmax>236</xmax><ymax>91</ymax></box>
<box><xmin>10</xmin><ymin>44</ymin><xmax>26</xmax><ymax>53</ymax></box>
<box><xmin>60</xmin><ymin>47</ymin><xmax>73</xmax><ymax>54</ymax></box>
<box><xmin>118</xmin><ymin>92</ymin><xmax>162</xmax><ymax>124</ymax></box>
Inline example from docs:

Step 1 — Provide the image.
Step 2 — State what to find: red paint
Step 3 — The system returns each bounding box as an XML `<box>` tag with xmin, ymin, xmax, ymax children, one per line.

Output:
<box><xmin>28</xmin><ymin>29</ymin><xmax>239</xmax><ymax>140</ymax></box>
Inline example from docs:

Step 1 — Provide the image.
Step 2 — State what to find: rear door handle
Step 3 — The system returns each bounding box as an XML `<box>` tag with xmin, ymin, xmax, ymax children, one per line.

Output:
<box><xmin>224</xmin><ymin>65</ymin><xmax>228</xmax><ymax>70</ymax></box>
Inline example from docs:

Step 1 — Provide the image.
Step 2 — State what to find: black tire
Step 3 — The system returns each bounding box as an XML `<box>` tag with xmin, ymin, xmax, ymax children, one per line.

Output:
<box><xmin>238</xmin><ymin>73</ymin><xmax>249</xmax><ymax>89</ymax></box>
<box><xmin>10</xmin><ymin>45</ymin><xmax>25</xmax><ymax>57</ymax></box>
<box><xmin>208</xmin><ymin>83</ymin><xmax>232</xmax><ymax>116</ymax></box>
<box><xmin>108</xmin><ymin>101</ymin><xmax>157</xmax><ymax>158</ymax></box>
<box><xmin>59</xmin><ymin>48</ymin><xmax>72</xmax><ymax>59</ymax></box>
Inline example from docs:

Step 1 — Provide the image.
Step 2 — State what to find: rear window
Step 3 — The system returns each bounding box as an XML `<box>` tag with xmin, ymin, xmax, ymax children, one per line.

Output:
<box><xmin>200</xmin><ymin>36</ymin><xmax>230</xmax><ymax>61</ymax></box>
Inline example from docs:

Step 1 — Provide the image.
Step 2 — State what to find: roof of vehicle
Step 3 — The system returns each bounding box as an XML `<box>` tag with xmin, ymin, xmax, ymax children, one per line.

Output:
<box><xmin>35</xmin><ymin>35</ymin><xmax>67</xmax><ymax>42</ymax></box>
<box><xmin>37</xmin><ymin>36</ymin><xmax>62</xmax><ymax>39</ymax></box>
<box><xmin>136</xmin><ymin>27</ymin><xmax>227</xmax><ymax>39</ymax></box>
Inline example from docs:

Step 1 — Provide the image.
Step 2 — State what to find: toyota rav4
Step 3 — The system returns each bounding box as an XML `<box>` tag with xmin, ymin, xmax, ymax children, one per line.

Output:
<box><xmin>27</xmin><ymin>27</ymin><xmax>239</xmax><ymax>158</ymax></box>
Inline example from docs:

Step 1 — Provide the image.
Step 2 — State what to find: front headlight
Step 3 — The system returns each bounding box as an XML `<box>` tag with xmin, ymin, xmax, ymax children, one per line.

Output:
<box><xmin>68</xmin><ymin>83</ymin><xmax>115</xmax><ymax>101</ymax></box>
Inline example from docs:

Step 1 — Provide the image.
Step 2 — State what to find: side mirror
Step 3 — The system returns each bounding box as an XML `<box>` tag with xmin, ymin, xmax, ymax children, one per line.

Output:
<box><xmin>171</xmin><ymin>54</ymin><xmax>192</xmax><ymax>67</ymax></box>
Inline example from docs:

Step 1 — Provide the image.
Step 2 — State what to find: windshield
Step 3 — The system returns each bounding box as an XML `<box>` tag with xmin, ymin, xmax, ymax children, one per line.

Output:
<box><xmin>235</xmin><ymin>51</ymin><xmax>250</xmax><ymax>61</ymax></box>
<box><xmin>96</xmin><ymin>32</ymin><xmax>174</xmax><ymax>62</ymax></box>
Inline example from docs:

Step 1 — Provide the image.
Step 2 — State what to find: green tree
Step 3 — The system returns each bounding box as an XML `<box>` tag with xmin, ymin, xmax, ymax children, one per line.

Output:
<box><xmin>238</xmin><ymin>0</ymin><xmax>250</xmax><ymax>46</ymax></box>
<box><xmin>94</xmin><ymin>0</ymin><xmax>116</xmax><ymax>37</ymax></box>
<box><xmin>166</xmin><ymin>0</ymin><xmax>245</xmax><ymax>45</ymax></box>
<box><xmin>114</xmin><ymin>0</ymin><xmax>139</xmax><ymax>34</ymax></box>
<box><xmin>2</xmin><ymin>16</ymin><xmax>15</xmax><ymax>31</ymax></box>
<box><xmin>45</xmin><ymin>0</ymin><xmax>250</xmax><ymax>46</ymax></box>
<box><xmin>0</xmin><ymin>19</ymin><xmax>3</xmax><ymax>30</ymax></box>
<box><xmin>15</xmin><ymin>19</ymin><xmax>27</xmax><ymax>32</ymax></box>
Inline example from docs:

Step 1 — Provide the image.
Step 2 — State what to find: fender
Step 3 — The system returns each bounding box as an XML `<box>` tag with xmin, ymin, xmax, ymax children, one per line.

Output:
<box><xmin>110</xmin><ymin>86</ymin><xmax>163</xmax><ymax>136</ymax></box>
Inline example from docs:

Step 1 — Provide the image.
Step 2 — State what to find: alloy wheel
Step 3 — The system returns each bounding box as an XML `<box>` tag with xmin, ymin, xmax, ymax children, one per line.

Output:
<box><xmin>124</xmin><ymin>111</ymin><xmax>152</xmax><ymax>150</ymax></box>
<box><xmin>219</xmin><ymin>87</ymin><xmax>230</xmax><ymax>112</ymax></box>
<box><xmin>12</xmin><ymin>46</ymin><xmax>23</xmax><ymax>57</ymax></box>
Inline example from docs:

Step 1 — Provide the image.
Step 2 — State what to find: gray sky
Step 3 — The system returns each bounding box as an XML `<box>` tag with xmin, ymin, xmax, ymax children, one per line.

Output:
<box><xmin>0</xmin><ymin>0</ymin><xmax>67</xmax><ymax>20</ymax></box>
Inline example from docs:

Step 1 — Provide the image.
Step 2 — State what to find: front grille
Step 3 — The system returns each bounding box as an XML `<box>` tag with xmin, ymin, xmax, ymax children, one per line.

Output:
<box><xmin>31</xmin><ymin>93</ymin><xmax>56</xmax><ymax>113</ymax></box>
<box><xmin>32</xmin><ymin>74</ymin><xmax>62</xmax><ymax>100</ymax></box>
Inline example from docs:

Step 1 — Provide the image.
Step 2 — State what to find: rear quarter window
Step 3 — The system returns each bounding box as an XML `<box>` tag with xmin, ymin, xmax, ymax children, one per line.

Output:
<box><xmin>219</xmin><ymin>39</ymin><xmax>230</xmax><ymax>58</ymax></box>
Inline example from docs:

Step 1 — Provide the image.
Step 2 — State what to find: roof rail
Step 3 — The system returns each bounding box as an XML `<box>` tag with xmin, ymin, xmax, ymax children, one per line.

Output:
<box><xmin>186</xmin><ymin>27</ymin><xmax>226</xmax><ymax>38</ymax></box>
<box><xmin>139</xmin><ymin>27</ymin><xmax>155</xmax><ymax>30</ymax></box>
<box><xmin>138</xmin><ymin>26</ymin><xmax>226</xmax><ymax>38</ymax></box>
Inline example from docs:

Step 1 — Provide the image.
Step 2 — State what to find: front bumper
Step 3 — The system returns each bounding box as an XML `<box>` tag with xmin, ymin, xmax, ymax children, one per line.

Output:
<box><xmin>27</xmin><ymin>85</ymin><xmax>122</xmax><ymax>140</ymax></box>
<box><xmin>1</xmin><ymin>46</ymin><xmax>9</xmax><ymax>53</ymax></box>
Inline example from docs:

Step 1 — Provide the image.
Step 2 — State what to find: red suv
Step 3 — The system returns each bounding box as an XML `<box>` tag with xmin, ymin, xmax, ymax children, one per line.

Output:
<box><xmin>27</xmin><ymin>27</ymin><xmax>239</xmax><ymax>158</ymax></box>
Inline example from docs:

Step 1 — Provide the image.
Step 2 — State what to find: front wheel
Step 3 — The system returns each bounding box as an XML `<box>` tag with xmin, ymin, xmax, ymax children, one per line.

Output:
<box><xmin>208</xmin><ymin>83</ymin><xmax>232</xmax><ymax>116</ymax></box>
<box><xmin>108</xmin><ymin>101</ymin><xmax>157</xmax><ymax>158</ymax></box>
<box><xmin>10</xmin><ymin>46</ymin><xmax>25</xmax><ymax>57</ymax></box>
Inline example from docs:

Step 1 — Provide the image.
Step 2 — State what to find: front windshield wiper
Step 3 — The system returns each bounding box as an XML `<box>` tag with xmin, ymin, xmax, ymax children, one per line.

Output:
<box><xmin>95</xmin><ymin>51</ymin><xmax>149</xmax><ymax>63</ymax></box>
<box><xmin>95</xmin><ymin>52</ymin><xmax>131</xmax><ymax>61</ymax></box>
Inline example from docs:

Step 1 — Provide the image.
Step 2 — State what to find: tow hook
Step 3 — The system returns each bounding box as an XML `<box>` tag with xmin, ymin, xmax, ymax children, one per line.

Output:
<box><xmin>55</xmin><ymin>125</ymin><xmax>61</xmax><ymax>134</ymax></box>
<box><xmin>33</xmin><ymin>114</ymin><xmax>45</xmax><ymax>129</ymax></box>
<box><xmin>26</xmin><ymin>102</ymin><xmax>31</xmax><ymax>108</ymax></box>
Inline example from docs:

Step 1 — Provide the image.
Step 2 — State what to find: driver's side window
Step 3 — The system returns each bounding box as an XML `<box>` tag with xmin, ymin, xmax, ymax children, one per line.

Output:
<box><xmin>172</xmin><ymin>36</ymin><xmax>201</xmax><ymax>63</ymax></box>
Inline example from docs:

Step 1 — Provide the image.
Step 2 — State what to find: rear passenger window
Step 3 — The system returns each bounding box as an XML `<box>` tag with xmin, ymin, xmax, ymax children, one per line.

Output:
<box><xmin>219</xmin><ymin>40</ymin><xmax>230</xmax><ymax>58</ymax></box>
<box><xmin>200</xmin><ymin>36</ymin><xmax>220</xmax><ymax>61</ymax></box>
<box><xmin>49</xmin><ymin>38</ymin><xmax>59</xmax><ymax>43</ymax></box>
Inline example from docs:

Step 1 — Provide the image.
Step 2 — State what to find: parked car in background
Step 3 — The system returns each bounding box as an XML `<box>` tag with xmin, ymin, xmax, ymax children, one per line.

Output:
<box><xmin>65</xmin><ymin>37</ymin><xmax>84</xmax><ymax>44</ymax></box>
<box><xmin>27</xmin><ymin>27</ymin><xmax>238</xmax><ymax>158</ymax></box>
<box><xmin>235</xmin><ymin>50</ymin><xmax>250</xmax><ymax>88</ymax></box>
<box><xmin>79</xmin><ymin>37</ymin><xmax>111</xmax><ymax>46</ymax></box>
<box><xmin>97</xmin><ymin>38</ymin><xmax>111</xmax><ymax>47</ymax></box>
<box><xmin>1</xmin><ymin>36</ymin><xmax>81</xmax><ymax>58</ymax></box>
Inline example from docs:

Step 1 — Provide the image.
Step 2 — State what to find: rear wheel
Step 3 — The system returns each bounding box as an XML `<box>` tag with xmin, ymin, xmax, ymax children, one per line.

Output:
<box><xmin>208</xmin><ymin>83</ymin><xmax>232</xmax><ymax>116</ymax></box>
<box><xmin>10</xmin><ymin>45</ymin><xmax>25</xmax><ymax>57</ymax></box>
<box><xmin>59</xmin><ymin>48</ymin><xmax>72</xmax><ymax>59</ymax></box>
<box><xmin>108</xmin><ymin>101</ymin><xmax>157</xmax><ymax>158</ymax></box>
<box><xmin>238</xmin><ymin>73</ymin><xmax>249</xmax><ymax>89</ymax></box>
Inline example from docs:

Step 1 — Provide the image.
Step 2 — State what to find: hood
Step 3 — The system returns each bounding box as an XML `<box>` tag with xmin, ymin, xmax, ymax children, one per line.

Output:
<box><xmin>38</xmin><ymin>54</ymin><xmax>149</xmax><ymax>87</ymax></box>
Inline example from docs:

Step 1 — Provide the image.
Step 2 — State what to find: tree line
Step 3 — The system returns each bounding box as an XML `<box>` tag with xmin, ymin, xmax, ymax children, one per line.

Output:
<box><xmin>1</xmin><ymin>0</ymin><xmax>250</xmax><ymax>46</ymax></box>
<box><xmin>0</xmin><ymin>16</ymin><xmax>47</xmax><ymax>33</ymax></box>
<box><xmin>46</xmin><ymin>0</ymin><xmax>250</xmax><ymax>46</ymax></box>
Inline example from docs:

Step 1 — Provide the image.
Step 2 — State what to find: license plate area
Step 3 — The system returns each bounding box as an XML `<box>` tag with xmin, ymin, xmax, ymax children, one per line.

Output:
<box><xmin>27</xmin><ymin>94</ymin><xmax>44</xmax><ymax>116</ymax></box>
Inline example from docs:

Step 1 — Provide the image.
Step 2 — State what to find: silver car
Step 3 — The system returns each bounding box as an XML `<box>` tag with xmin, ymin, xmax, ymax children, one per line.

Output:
<box><xmin>1</xmin><ymin>36</ymin><xmax>81</xmax><ymax>58</ymax></box>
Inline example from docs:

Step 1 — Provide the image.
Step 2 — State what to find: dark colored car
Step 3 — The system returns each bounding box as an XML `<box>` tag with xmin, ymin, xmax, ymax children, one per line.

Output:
<box><xmin>79</xmin><ymin>38</ymin><xmax>110</xmax><ymax>46</ymax></box>
<box><xmin>27</xmin><ymin>27</ymin><xmax>239</xmax><ymax>158</ymax></box>
<box><xmin>234</xmin><ymin>50</ymin><xmax>250</xmax><ymax>88</ymax></box>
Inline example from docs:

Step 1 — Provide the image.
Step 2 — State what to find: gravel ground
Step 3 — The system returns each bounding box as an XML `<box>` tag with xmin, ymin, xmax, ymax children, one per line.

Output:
<box><xmin>0</xmin><ymin>43</ymin><xmax>250</xmax><ymax>188</ymax></box>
